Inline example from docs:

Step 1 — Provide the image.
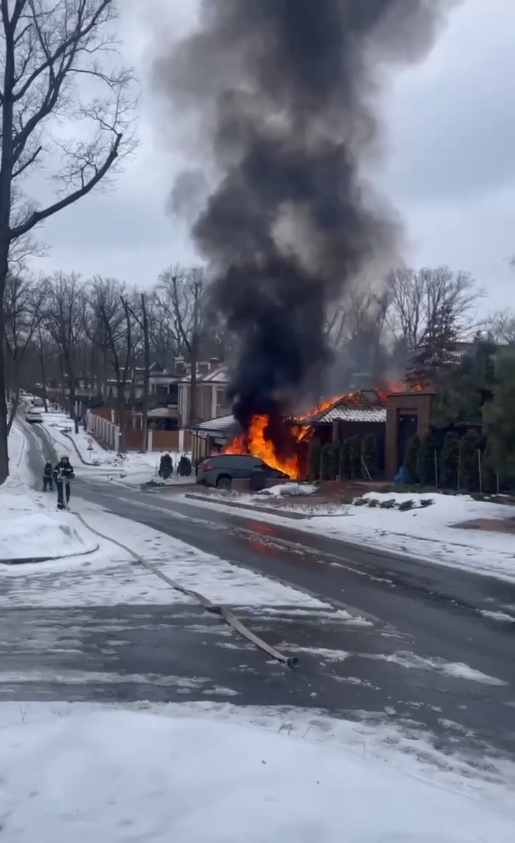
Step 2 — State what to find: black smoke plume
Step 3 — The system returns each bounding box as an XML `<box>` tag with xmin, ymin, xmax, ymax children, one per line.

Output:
<box><xmin>155</xmin><ymin>0</ymin><xmax>457</xmax><ymax>439</ymax></box>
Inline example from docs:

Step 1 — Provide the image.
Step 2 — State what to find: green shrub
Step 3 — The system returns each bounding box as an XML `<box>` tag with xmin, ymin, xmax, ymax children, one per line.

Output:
<box><xmin>309</xmin><ymin>439</ymin><xmax>322</xmax><ymax>481</ymax></box>
<box><xmin>404</xmin><ymin>435</ymin><xmax>421</xmax><ymax>483</ymax></box>
<box><xmin>379</xmin><ymin>499</ymin><xmax>397</xmax><ymax>509</ymax></box>
<box><xmin>361</xmin><ymin>434</ymin><xmax>378</xmax><ymax>479</ymax></box>
<box><xmin>398</xmin><ymin>499</ymin><xmax>415</xmax><ymax>511</ymax></box>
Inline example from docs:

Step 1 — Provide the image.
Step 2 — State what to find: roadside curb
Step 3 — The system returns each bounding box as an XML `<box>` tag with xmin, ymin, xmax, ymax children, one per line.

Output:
<box><xmin>141</xmin><ymin>482</ymin><xmax>198</xmax><ymax>492</ymax></box>
<box><xmin>0</xmin><ymin>542</ymin><xmax>100</xmax><ymax>566</ymax></box>
<box><xmin>59</xmin><ymin>429</ymin><xmax>89</xmax><ymax>465</ymax></box>
<box><xmin>184</xmin><ymin>493</ymin><xmax>311</xmax><ymax>520</ymax></box>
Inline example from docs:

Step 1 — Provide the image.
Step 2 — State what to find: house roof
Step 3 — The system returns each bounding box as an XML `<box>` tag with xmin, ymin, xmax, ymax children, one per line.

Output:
<box><xmin>317</xmin><ymin>406</ymin><xmax>387</xmax><ymax>423</ymax></box>
<box><xmin>190</xmin><ymin>414</ymin><xmax>239</xmax><ymax>435</ymax></box>
<box><xmin>148</xmin><ymin>407</ymin><xmax>178</xmax><ymax>418</ymax></box>
<box><xmin>180</xmin><ymin>364</ymin><xmax>229</xmax><ymax>385</ymax></box>
<box><xmin>308</xmin><ymin>389</ymin><xmax>387</xmax><ymax>424</ymax></box>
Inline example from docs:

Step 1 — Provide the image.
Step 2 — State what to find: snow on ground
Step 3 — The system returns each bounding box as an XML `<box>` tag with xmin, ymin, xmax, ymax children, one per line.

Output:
<box><xmin>0</xmin><ymin>702</ymin><xmax>514</xmax><ymax>843</ymax></box>
<box><xmin>1</xmin><ymin>426</ymin><xmax>99</xmax><ymax>562</ymax></box>
<box><xmin>358</xmin><ymin>650</ymin><xmax>507</xmax><ymax>686</ymax></box>
<box><xmin>72</xmin><ymin>498</ymin><xmax>328</xmax><ymax>610</ymax></box>
<box><xmin>185</xmin><ymin>491</ymin><xmax>515</xmax><ymax>583</ymax></box>
<box><xmin>0</xmin><ymin>495</ymin><xmax>326</xmax><ymax>610</ymax></box>
<box><xmin>2</xmin><ymin>425</ymin><xmax>328</xmax><ymax>611</ymax></box>
<box><xmin>257</xmin><ymin>481</ymin><xmax>318</xmax><ymax>497</ymax></box>
<box><xmin>0</xmin><ymin>511</ymin><xmax>98</xmax><ymax>562</ymax></box>
<box><xmin>7</xmin><ymin>422</ymin><xmax>34</xmax><ymax>486</ymax></box>
<box><xmin>40</xmin><ymin>410</ymin><xmax>193</xmax><ymax>487</ymax></box>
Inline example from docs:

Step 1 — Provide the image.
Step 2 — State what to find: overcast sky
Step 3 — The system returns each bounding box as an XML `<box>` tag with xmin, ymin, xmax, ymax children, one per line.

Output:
<box><xmin>30</xmin><ymin>0</ymin><xmax>514</xmax><ymax>312</ymax></box>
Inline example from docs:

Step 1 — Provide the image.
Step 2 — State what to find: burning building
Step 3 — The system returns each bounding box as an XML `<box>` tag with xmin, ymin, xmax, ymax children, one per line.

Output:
<box><xmin>190</xmin><ymin>384</ymin><xmax>435</xmax><ymax>481</ymax></box>
<box><xmin>156</xmin><ymin>1</ymin><xmax>457</xmax><ymax>474</ymax></box>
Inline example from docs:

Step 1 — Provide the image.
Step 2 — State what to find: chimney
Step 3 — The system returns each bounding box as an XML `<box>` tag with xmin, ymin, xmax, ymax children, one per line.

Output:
<box><xmin>197</xmin><ymin>361</ymin><xmax>210</xmax><ymax>375</ymax></box>
<box><xmin>175</xmin><ymin>357</ymin><xmax>186</xmax><ymax>375</ymax></box>
<box><xmin>209</xmin><ymin>357</ymin><xmax>219</xmax><ymax>372</ymax></box>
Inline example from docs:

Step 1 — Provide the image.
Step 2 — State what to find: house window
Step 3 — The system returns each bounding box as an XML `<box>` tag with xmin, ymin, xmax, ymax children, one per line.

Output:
<box><xmin>216</xmin><ymin>386</ymin><xmax>229</xmax><ymax>414</ymax></box>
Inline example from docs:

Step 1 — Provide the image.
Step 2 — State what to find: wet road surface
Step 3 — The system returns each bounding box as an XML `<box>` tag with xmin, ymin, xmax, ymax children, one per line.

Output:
<box><xmin>4</xmin><ymin>420</ymin><xmax>514</xmax><ymax>764</ymax></box>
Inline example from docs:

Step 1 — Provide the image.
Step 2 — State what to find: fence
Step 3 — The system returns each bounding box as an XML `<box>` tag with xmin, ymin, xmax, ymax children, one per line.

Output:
<box><xmin>86</xmin><ymin>410</ymin><xmax>193</xmax><ymax>453</ymax></box>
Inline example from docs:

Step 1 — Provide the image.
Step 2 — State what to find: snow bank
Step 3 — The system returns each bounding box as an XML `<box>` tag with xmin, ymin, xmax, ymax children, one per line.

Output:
<box><xmin>257</xmin><ymin>482</ymin><xmax>318</xmax><ymax>497</ymax></box>
<box><xmin>0</xmin><ymin>512</ymin><xmax>97</xmax><ymax>561</ymax></box>
<box><xmin>0</xmin><ymin>708</ymin><xmax>512</xmax><ymax>843</ymax></box>
<box><xmin>0</xmin><ymin>460</ymin><xmax>98</xmax><ymax>562</ymax></box>
<box><xmin>7</xmin><ymin>423</ymin><xmax>33</xmax><ymax>485</ymax></box>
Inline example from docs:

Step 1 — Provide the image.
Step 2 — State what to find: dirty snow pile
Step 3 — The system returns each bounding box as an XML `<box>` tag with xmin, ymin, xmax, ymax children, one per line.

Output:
<box><xmin>257</xmin><ymin>482</ymin><xmax>318</xmax><ymax>498</ymax></box>
<box><xmin>0</xmin><ymin>707</ymin><xmax>513</xmax><ymax>843</ymax></box>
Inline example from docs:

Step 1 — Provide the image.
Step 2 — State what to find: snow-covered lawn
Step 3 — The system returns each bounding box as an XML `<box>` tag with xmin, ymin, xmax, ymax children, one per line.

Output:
<box><xmin>0</xmin><ymin>702</ymin><xmax>513</xmax><ymax>842</ymax></box>
<box><xmin>40</xmin><ymin>410</ymin><xmax>193</xmax><ymax>487</ymax></box>
<box><xmin>181</xmin><ymin>491</ymin><xmax>515</xmax><ymax>583</ymax></box>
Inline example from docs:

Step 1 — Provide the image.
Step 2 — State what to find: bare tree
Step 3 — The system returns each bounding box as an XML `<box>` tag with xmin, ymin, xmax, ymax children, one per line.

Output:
<box><xmin>156</xmin><ymin>265</ymin><xmax>206</xmax><ymax>424</ymax></box>
<box><xmin>0</xmin><ymin>0</ymin><xmax>136</xmax><ymax>481</ymax></box>
<box><xmin>324</xmin><ymin>304</ymin><xmax>347</xmax><ymax>350</ymax></box>
<box><xmin>386</xmin><ymin>266</ymin><xmax>481</xmax><ymax>352</ymax></box>
<box><xmin>89</xmin><ymin>276</ymin><xmax>135</xmax><ymax>452</ymax></box>
<box><xmin>125</xmin><ymin>291</ymin><xmax>150</xmax><ymax>451</ymax></box>
<box><xmin>4</xmin><ymin>270</ymin><xmax>46</xmax><ymax>430</ymax></box>
<box><xmin>44</xmin><ymin>271</ymin><xmax>86</xmax><ymax>432</ymax></box>
<box><xmin>483</xmin><ymin>310</ymin><xmax>515</xmax><ymax>344</ymax></box>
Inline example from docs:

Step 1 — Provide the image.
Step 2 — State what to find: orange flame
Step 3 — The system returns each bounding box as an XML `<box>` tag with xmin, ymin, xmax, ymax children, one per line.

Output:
<box><xmin>223</xmin><ymin>414</ymin><xmax>301</xmax><ymax>479</ymax></box>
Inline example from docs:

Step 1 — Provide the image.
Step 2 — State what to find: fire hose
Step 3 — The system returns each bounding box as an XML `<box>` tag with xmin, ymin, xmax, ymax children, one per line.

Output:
<box><xmin>73</xmin><ymin>512</ymin><xmax>299</xmax><ymax>670</ymax></box>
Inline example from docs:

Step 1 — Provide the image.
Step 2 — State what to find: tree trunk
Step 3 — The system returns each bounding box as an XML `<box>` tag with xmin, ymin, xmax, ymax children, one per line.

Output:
<box><xmin>0</xmin><ymin>262</ymin><xmax>10</xmax><ymax>483</ymax></box>
<box><xmin>141</xmin><ymin>293</ymin><xmax>150</xmax><ymax>452</ymax></box>
<box><xmin>67</xmin><ymin>369</ymin><xmax>79</xmax><ymax>434</ymax></box>
<box><xmin>189</xmin><ymin>350</ymin><xmax>198</xmax><ymax>424</ymax></box>
<box><xmin>39</xmin><ymin>332</ymin><xmax>49</xmax><ymax>412</ymax></box>
<box><xmin>6</xmin><ymin>364</ymin><xmax>19</xmax><ymax>435</ymax></box>
<box><xmin>117</xmin><ymin>387</ymin><xmax>126</xmax><ymax>453</ymax></box>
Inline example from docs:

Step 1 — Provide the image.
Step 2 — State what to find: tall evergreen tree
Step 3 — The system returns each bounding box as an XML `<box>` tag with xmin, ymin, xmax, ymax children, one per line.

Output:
<box><xmin>440</xmin><ymin>432</ymin><xmax>460</xmax><ymax>489</ymax></box>
<box><xmin>361</xmin><ymin>435</ymin><xmax>378</xmax><ymax>479</ymax></box>
<box><xmin>349</xmin><ymin>435</ymin><xmax>362</xmax><ymax>479</ymax></box>
<box><xmin>483</xmin><ymin>357</ymin><xmax>515</xmax><ymax>487</ymax></box>
<box><xmin>405</xmin><ymin>309</ymin><xmax>458</xmax><ymax>390</ymax></box>
<box><xmin>417</xmin><ymin>433</ymin><xmax>438</xmax><ymax>486</ymax></box>
<box><xmin>404</xmin><ymin>434</ymin><xmax>421</xmax><ymax>483</ymax></box>
<box><xmin>458</xmin><ymin>430</ymin><xmax>483</xmax><ymax>491</ymax></box>
<box><xmin>432</xmin><ymin>341</ymin><xmax>497</xmax><ymax>427</ymax></box>
<box><xmin>309</xmin><ymin>439</ymin><xmax>322</xmax><ymax>481</ymax></box>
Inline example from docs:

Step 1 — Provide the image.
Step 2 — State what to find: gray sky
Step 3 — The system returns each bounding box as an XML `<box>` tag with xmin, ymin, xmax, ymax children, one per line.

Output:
<box><xmin>30</xmin><ymin>0</ymin><xmax>514</xmax><ymax>311</ymax></box>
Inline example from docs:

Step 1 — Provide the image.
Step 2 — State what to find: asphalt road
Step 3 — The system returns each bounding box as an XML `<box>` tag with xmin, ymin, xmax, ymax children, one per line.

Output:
<box><xmin>8</xmin><ymin>420</ymin><xmax>515</xmax><ymax>765</ymax></box>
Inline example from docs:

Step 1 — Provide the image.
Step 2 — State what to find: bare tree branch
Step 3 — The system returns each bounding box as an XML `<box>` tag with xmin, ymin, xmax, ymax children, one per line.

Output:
<box><xmin>0</xmin><ymin>0</ymin><xmax>138</xmax><ymax>479</ymax></box>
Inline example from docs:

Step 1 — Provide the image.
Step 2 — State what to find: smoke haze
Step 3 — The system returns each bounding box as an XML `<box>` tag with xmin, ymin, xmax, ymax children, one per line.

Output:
<box><xmin>154</xmin><ymin>0</ymin><xmax>458</xmax><ymax>432</ymax></box>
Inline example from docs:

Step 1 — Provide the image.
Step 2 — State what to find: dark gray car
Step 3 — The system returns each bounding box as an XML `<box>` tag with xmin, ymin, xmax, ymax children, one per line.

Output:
<box><xmin>196</xmin><ymin>453</ymin><xmax>287</xmax><ymax>490</ymax></box>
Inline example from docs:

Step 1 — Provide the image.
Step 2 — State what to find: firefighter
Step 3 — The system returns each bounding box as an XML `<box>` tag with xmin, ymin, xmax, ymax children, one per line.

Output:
<box><xmin>42</xmin><ymin>461</ymin><xmax>53</xmax><ymax>492</ymax></box>
<box><xmin>53</xmin><ymin>454</ymin><xmax>75</xmax><ymax>510</ymax></box>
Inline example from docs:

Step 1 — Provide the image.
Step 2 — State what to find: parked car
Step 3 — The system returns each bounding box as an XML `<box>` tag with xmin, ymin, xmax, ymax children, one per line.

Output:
<box><xmin>196</xmin><ymin>453</ymin><xmax>287</xmax><ymax>490</ymax></box>
<box><xmin>25</xmin><ymin>406</ymin><xmax>43</xmax><ymax>424</ymax></box>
